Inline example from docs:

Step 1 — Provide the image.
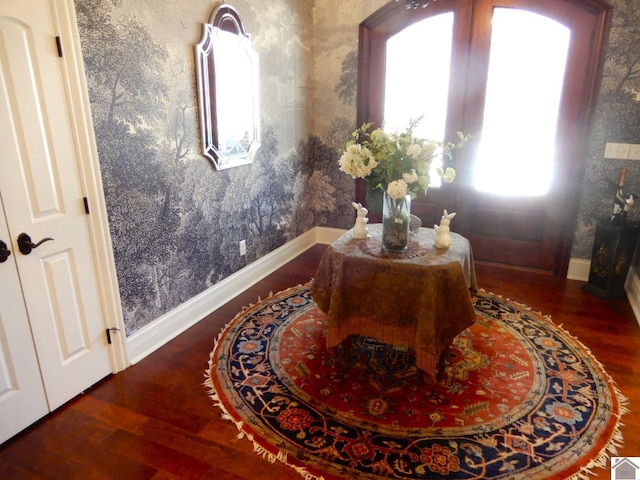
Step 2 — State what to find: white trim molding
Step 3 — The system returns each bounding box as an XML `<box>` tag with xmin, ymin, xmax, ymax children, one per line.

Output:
<box><xmin>53</xmin><ymin>0</ymin><xmax>128</xmax><ymax>373</ymax></box>
<box><xmin>570</xmin><ymin>259</ymin><xmax>640</xmax><ymax>325</ymax></box>
<box><xmin>129</xmin><ymin>231</ymin><xmax>636</xmax><ymax>364</ymax></box>
<box><xmin>567</xmin><ymin>258</ymin><xmax>591</xmax><ymax>282</ymax></box>
<box><xmin>570</xmin><ymin>258</ymin><xmax>640</xmax><ymax>326</ymax></box>
<box><xmin>127</xmin><ymin>227</ymin><xmax>347</xmax><ymax>364</ymax></box>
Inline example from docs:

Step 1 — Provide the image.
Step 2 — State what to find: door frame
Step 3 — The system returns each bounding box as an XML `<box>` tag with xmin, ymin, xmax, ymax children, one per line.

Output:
<box><xmin>53</xmin><ymin>0</ymin><xmax>128</xmax><ymax>372</ymax></box>
<box><xmin>356</xmin><ymin>0</ymin><xmax>612</xmax><ymax>276</ymax></box>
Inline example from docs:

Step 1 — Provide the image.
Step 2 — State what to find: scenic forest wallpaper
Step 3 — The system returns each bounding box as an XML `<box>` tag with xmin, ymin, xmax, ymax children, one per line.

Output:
<box><xmin>74</xmin><ymin>0</ymin><xmax>376</xmax><ymax>334</ymax></box>
<box><xmin>573</xmin><ymin>0</ymin><xmax>640</xmax><ymax>258</ymax></box>
<box><xmin>72</xmin><ymin>0</ymin><xmax>640</xmax><ymax>335</ymax></box>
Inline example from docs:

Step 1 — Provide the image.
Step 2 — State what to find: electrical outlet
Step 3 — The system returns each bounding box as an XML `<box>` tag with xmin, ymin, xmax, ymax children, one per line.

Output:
<box><xmin>629</xmin><ymin>144</ymin><xmax>640</xmax><ymax>161</ymax></box>
<box><xmin>604</xmin><ymin>142</ymin><xmax>630</xmax><ymax>159</ymax></box>
<box><xmin>239</xmin><ymin>239</ymin><xmax>246</xmax><ymax>256</ymax></box>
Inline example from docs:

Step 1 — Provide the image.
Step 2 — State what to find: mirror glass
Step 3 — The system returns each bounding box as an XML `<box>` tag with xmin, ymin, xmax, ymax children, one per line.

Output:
<box><xmin>195</xmin><ymin>4</ymin><xmax>260</xmax><ymax>169</ymax></box>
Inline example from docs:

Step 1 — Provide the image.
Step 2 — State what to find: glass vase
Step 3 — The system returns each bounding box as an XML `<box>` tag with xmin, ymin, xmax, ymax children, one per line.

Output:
<box><xmin>382</xmin><ymin>191</ymin><xmax>411</xmax><ymax>252</ymax></box>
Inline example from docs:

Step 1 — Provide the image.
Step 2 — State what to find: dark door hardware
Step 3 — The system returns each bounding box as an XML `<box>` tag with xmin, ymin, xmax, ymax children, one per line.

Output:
<box><xmin>55</xmin><ymin>36</ymin><xmax>63</xmax><ymax>57</ymax></box>
<box><xmin>0</xmin><ymin>240</ymin><xmax>11</xmax><ymax>263</ymax></box>
<box><xmin>106</xmin><ymin>327</ymin><xmax>120</xmax><ymax>344</ymax></box>
<box><xmin>17</xmin><ymin>233</ymin><xmax>54</xmax><ymax>255</ymax></box>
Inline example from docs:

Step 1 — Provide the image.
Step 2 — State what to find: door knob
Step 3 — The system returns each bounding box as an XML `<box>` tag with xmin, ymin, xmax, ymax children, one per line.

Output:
<box><xmin>0</xmin><ymin>240</ymin><xmax>10</xmax><ymax>262</ymax></box>
<box><xmin>17</xmin><ymin>233</ymin><xmax>54</xmax><ymax>255</ymax></box>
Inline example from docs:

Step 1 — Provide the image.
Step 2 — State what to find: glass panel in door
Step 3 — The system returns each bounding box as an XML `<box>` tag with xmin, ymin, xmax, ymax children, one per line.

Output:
<box><xmin>474</xmin><ymin>9</ymin><xmax>570</xmax><ymax>196</ymax></box>
<box><xmin>384</xmin><ymin>13</ymin><xmax>454</xmax><ymax>186</ymax></box>
<box><xmin>358</xmin><ymin>0</ymin><xmax>611</xmax><ymax>274</ymax></box>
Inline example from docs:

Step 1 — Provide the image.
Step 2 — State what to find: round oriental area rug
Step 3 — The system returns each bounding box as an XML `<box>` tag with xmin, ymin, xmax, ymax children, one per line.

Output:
<box><xmin>205</xmin><ymin>284</ymin><xmax>627</xmax><ymax>480</ymax></box>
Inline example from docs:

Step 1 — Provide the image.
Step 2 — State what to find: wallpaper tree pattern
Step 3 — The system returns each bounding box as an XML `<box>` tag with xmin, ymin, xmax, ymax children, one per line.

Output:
<box><xmin>572</xmin><ymin>0</ymin><xmax>640</xmax><ymax>258</ymax></box>
<box><xmin>75</xmin><ymin>0</ymin><xmax>356</xmax><ymax>334</ymax></box>
<box><xmin>74</xmin><ymin>0</ymin><xmax>640</xmax><ymax>335</ymax></box>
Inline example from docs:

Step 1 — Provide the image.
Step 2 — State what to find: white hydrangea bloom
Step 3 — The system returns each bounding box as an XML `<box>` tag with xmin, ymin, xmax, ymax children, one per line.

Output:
<box><xmin>423</xmin><ymin>141</ymin><xmax>438</xmax><ymax>158</ymax></box>
<box><xmin>442</xmin><ymin>167</ymin><xmax>456</xmax><ymax>183</ymax></box>
<box><xmin>406</xmin><ymin>143</ymin><xmax>421</xmax><ymax>159</ymax></box>
<box><xmin>371</xmin><ymin>129</ymin><xmax>388</xmax><ymax>143</ymax></box>
<box><xmin>386</xmin><ymin>179</ymin><xmax>408</xmax><ymax>199</ymax></box>
<box><xmin>403</xmin><ymin>169</ymin><xmax>418</xmax><ymax>184</ymax></box>
<box><xmin>339</xmin><ymin>144</ymin><xmax>378</xmax><ymax>178</ymax></box>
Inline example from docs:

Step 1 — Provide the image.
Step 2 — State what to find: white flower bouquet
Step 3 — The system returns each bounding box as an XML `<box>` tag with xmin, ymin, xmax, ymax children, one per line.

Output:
<box><xmin>339</xmin><ymin>117</ymin><xmax>467</xmax><ymax>212</ymax></box>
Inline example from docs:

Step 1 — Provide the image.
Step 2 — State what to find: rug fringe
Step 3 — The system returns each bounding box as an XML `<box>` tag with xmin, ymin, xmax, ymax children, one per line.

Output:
<box><xmin>481</xmin><ymin>289</ymin><xmax>631</xmax><ymax>480</ymax></box>
<box><xmin>205</xmin><ymin>286</ymin><xmax>628</xmax><ymax>480</ymax></box>
<box><xmin>565</xmin><ymin>372</ymin><xmax>630</xmax><ymax>480</ymax></box>
<box><xmin>203</xmin><ymin>284</ymin><xmax>326</xmax><ymax>480</ymax></box>
<box><xmin>204</xmin><ymin>371</ymin><xmax>326</xmax><ymax>480</ymax></box>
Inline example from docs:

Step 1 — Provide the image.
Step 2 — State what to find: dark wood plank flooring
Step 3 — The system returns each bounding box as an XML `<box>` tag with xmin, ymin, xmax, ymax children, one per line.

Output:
<box><xmin>1</xmin><ymin>244</ymin><xmax>639</xmax><ymax>479</ymax></box>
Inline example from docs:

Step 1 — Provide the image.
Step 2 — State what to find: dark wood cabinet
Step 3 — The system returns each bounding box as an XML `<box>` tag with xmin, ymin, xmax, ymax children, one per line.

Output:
<box><xmin>584</xmin><ymin>219</ymin><xmax>640</xmax><ymax>299</ymax></box>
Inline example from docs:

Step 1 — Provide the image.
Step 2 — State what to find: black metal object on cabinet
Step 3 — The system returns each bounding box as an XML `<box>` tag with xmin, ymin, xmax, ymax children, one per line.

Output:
<box><xmin>584</xmin><ymin>219</ymin><xmax>640</xmax><ymax>299</ymax></box>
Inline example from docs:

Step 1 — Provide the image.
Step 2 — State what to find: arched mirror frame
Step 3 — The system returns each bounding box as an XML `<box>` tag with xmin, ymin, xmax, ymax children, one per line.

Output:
<box><xmin>195</xmin><ymin>3</ymin><xmax>260</xmax><ymax>169</ymax></box>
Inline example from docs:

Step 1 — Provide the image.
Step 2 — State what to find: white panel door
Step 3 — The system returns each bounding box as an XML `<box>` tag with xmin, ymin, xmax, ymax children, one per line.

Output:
<box><xmin>0</xmin><ymin>0</ymin><xmax>113</xmax><ymax>443</ymax></box>
<box><xmin>0</xmin><ymin>206</ymin><xmax>50</xmax><ymax>443</ymax></box>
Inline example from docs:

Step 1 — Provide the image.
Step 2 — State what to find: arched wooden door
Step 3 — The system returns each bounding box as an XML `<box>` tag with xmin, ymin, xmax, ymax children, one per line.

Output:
<box><xmin>357</xmin><ymin>0</ymin><xmax>612</xmax><ymax>275</ymax></box>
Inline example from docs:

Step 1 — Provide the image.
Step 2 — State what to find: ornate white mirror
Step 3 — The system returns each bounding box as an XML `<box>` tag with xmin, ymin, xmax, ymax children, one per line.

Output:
<box><xmin>195</xmin><ymin>3</ymin><xmax>260</xmax><ymax>169</ymax></box>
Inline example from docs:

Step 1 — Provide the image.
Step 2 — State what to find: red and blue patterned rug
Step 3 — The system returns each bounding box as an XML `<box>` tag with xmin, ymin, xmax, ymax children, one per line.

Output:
<box><xmin>205</xmin><ymin>284</ymin><xmax>627</xmax><ymax>479</ymax></box>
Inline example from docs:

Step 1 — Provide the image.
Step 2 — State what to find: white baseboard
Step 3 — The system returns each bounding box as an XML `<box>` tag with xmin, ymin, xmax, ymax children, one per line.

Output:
<box><xmin>567</xmin><ymin>258</ymin><xmax>590</xmax><ymax>282</ymax></box>
<box><xmin>625</xmin><ymin>266</ymin><xmax>640</xmax><ymax>326</ymax></box>
<box><xmin>570</xmin><ymin>258</ymin><xmax>640</xmax><ymax>325</ymax></box>
<box><xmin>126</xmin><ymin>227</ymin><xmax>346</xmax><ymax>364</ymax></box>
<box><xmin>315</xmin><ymin>227</ymin><xmax>347</xmax><ymax>245</ymax></box>
<box><xmin>127</xmin><ymin>233</ymin><xmax>618</xmax><ymax>363</ymax></box>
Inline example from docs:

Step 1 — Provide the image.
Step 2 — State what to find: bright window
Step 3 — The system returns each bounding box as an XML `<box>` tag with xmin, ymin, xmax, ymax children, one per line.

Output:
<box><xmin>384</xmin><ymin>13</ymin><xmax>454</xmax><ymax>186</ymax></box>
<box><xmin>473</xmin><ymin>9</ymin><xmax>569</xmax><ymax>195</ymax></box>
<box><xmin>384</xmin><ymin>9</ymin><xmax>569</xmax><ymax>196</ymax></box>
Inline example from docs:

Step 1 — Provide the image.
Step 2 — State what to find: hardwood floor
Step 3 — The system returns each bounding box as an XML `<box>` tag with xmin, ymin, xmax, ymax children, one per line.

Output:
<box><xmin>1</xmin><ymin>244</ymin><xmax>639</xmax><ymax>479</ymax></box>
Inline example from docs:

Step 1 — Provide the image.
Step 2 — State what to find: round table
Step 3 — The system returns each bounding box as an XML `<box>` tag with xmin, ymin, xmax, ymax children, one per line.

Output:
<box><xmin>310</xmin><ymin>224</ymin><xmax>477</xmax><ymax>377</ymax></box>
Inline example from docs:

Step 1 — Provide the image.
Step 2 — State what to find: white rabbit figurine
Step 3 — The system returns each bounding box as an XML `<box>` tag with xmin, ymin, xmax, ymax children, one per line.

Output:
<box><xmin>352</xmin><ymin>202</ymin><xmax>369</xmax><ymax>239</ymax></box>
<box><xmin>434</xmin><ymin>210</ymin><xmax>456</xmax><ymax>249</ymax></box>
